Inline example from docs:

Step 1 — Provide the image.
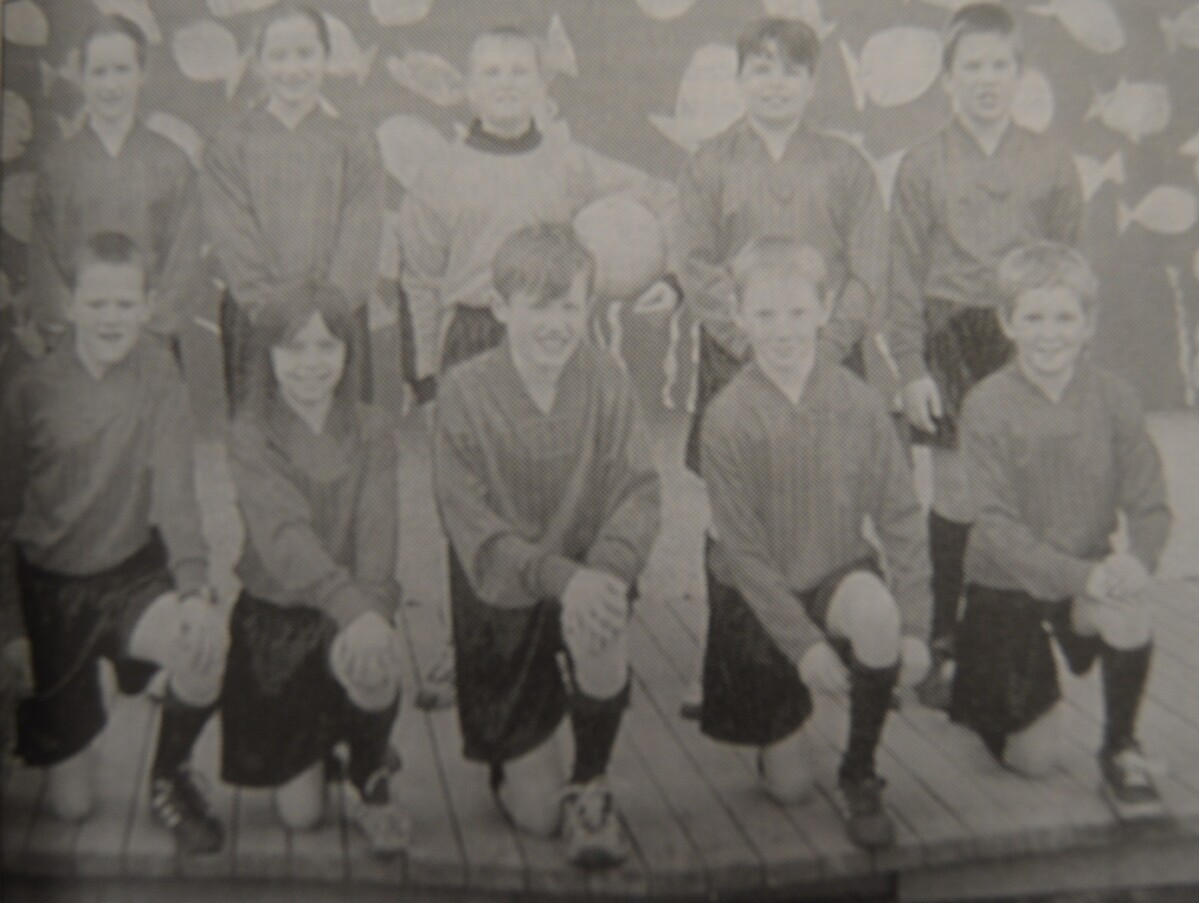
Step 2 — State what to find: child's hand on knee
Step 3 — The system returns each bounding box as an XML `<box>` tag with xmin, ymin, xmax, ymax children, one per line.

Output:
<box><xmin>177</xmin><ymin>589</ymin><xmax>228</xmax><ymax>678</ymax></box>
<box><xmin>561</xmin><ymin>568</ymin><xmax>628</xmax><ymax>651</ymax></box>
<box><xmin>331</xmin><ymin>611</ymin><xmax>402</xmax><ymax>708</ymax></box>
<box><xmin>1101</xmin><ymin>553</ymin><xmax>1151</xmax><ymax>601</ymax></box>
<box><xmin>799</xmin><ymin>642</ymin><xmax>848</xmax><ymax>695</ymax></box>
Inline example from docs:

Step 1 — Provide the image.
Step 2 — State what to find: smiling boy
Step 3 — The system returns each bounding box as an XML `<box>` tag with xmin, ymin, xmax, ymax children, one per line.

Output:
<box><xmin>952</xmin><ymin>242</ymin><xmax>1171</xmax><ymax>818</ymax></box>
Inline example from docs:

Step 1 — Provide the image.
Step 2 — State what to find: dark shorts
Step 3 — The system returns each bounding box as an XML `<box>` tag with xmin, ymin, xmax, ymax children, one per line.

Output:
<box><xmin>14</xmin><ymin>536</ymin><xmax>171</xmax><ymax>767</ymax></box>
<box><xmin>700</xmin><ymin>543</ymin><xmax>881</xmax><ymax>747</ymax></box>
<box><xmin>911</xmin><ymin>298</ymin><xmax>1013</xmax><ymax>449</ymax></box>
<box><xmin>441</xmin><ymin>304</ymin><xmax>506</xmax><ymax>374</ymax></box>
<box><xmin>950</xmin><ymin>584</ymin><xmax>1103</xmax><ymax>758</ymax></box>
<box><xmin>447</xmin><ymin>551</ymin><xmax>576</xmax><ymax>766</ymax></box>
<box><xmin>221</xmin><ymin>591</ymin><xmax>399</xmax><ymax>790</ymax></box>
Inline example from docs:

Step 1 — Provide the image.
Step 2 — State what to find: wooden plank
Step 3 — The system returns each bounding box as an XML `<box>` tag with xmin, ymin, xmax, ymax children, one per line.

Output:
<box><xmin>1</xmin><ymin>766</ymin><xmax>45</xmax><ymax>874</ymax></box>
<box><xmin>21</xmin><ymin>771</ymin><xmax>79</xmax><ymax>877</ymax></box>
<box><xmin>232</xmin><ymin>788</ymin><xmax>289</xmax><ymax>880</ymax></box>
<box><xmin>121</xmin><ymin>700</ymin><xmax>178</xmax><ymax>879</ymax></box>
<box><xmin>287</xmin><ymin>775</ymin><xmax>349</xmax><ymax>884</ymax></box>
<box><xmin>177</xmin><ymin>713</ymin><xmax>235</xmax><ymax>879</ymax></box>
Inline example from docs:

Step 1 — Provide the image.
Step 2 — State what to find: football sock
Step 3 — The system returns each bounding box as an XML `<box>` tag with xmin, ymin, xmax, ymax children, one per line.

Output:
<box><xmin>569</xmin><ymin>680</ymin><xmax>630</xmax><ymax>785</ymax></box>
<box><xmin>928</xmin><ymin>512</ymin><xmax>970</xmax><ymax>656</ymax></box>
<box><xmin>344</xmin><ymin>695</ymin><xmax>401</xmax><ymax>796</ymax></box>
<box><xmin>1100</xmin><ymin>641</ymin><xmax>1152</xmax><ymax>755</ymax></box>
<box><xmin>151</xmin><ymin>689</ymin><xmax>216</xmax><ymax>780</ymax></box>
<box><xmin>841</xmin><ymin>659</ymin><xmax>899</xmax><ymax>784</ymax></box>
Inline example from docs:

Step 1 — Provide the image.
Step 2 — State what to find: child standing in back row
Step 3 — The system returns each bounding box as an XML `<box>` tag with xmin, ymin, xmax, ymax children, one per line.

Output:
<box><xmin>886</xmin><ymin>3</ymin><xmax>1083</xmax><ymax>707</ymax></box>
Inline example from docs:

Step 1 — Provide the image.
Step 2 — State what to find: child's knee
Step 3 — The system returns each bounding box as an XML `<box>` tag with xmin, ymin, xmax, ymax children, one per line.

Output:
<box><xmin>1004</xmin><ymin>710</ymin><xmax>1063</xmax><ymax>779</ymax></box>
<box><xmin>338</xmin><ymin>660</ymin><xmax>403</xmax><ymax>713</ymax></box>
<box><xmin>1098</xmin><ymin>603</ymin><xmax>1152</xmax><ymax>651</ymax></box>
<box><xmin>760</xmin><ymin>731</ymin><xmax>816</xmax><ymax>806</ymax></box>
<box><xmin>567</xmin><ymin>630</ymin><xmax>629</xmax><ymax>701</ymax></box>
<box><xmin>48</xmin><ymin>753</ymin><xmax>96</xmax><ymax>823</ymax></box>
<box><xmin>275</xmin><ymin>764</ymin><xmax>326</xmax><ymax>830</ymax></box>
<box><xmin>499</xmin><ymin>769</ymin><xmax>563</xmax><ymax>837</ymax></box>
<box><xmin>832</xmin><ymin>573</ymin><xmax>901</xmax><ymax>668</ymax></box>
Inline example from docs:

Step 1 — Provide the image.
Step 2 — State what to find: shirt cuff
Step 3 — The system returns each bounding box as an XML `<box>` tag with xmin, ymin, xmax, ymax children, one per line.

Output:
<box><xmin>530</xmin><ymin>554</ymin><xmax>579</xmax><ymax>601</ymax></box>
<box><xmin>171</xmin><ymin>559</ymin><xmax>209</xmax><ymax>597</ymax></box>
<box><xmin>586</xmin><ymin>540</ymin><xmax>640</xmax><ymax>588</ymax></box>
<box><xmin>896</xmin><ymin>352</ymin><xmax>928</xmax><ymax>387</ymax></box>
<box><xmin>327</xmin><ymin>582</ymin><xmax>382</xmax><ymax>630</ymax></box>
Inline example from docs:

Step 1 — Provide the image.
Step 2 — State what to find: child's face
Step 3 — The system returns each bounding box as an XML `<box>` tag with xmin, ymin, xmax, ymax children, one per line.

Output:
<box><xmin>82</xmin><ymin>33</ymin><xmax>144</xmax><ymax>126</ymax></box>
<box><xmin>466</xmin><ymin>36</ymin><xmax>544</xmax><ymax>134</ymax></box>
<box><xmin>736</xmin><ymin>274</ymin><xmax>826</xmax><ymax>373</ymax></box>
<box><xmin>738</xmin><ymin>48</ymin><xmax>814</xmax><ymax>129</ymax></box>
<box><xmin>495</xmin><ymin>271</ymin><xmax>590</xmax><ymax>377</ymax></box>
<box><xmin>1003</xmin><ymin>286</ymin><xmax>1094</xmax><ymax>383</ymax></box>
<box><xmin>258</xmin><ymin>14</ymin><xmax>327</xmax><ymax>110</ymax></box>
<box><xmin>271</xmin><ymin>312</ymin><xmax>347</xmax><ymax>410</ymax></box>
<box><xmin>67</xmin><ymin>262</ymin><xmax>149</xmax><ymax>371</ymax></box>
<box><xmin>944</xmin><ymin>32</ymin><xmax>1020</xmax><ymax>130</ymax></box>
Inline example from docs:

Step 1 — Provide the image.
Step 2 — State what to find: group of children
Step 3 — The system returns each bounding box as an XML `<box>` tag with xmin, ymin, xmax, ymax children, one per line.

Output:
<box><xmin>0</xmin><ymin>0</ymin><xmax>1176</xmax><ymax>874</ymax></box>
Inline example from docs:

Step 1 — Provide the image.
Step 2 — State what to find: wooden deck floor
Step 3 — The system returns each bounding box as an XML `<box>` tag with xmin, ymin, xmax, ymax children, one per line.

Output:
<box><xmin>3</xmin><ymin>411</ymin><xmax>1199</xmax><ymax>902</ymax></box>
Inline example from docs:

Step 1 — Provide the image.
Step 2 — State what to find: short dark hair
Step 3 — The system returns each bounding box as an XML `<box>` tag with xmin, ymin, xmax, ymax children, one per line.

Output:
<box><xmin>255</xmin><ymin>4</ymin><xmax>331</xmax><ymax>57</ymax></box>
<box><xmin>492</xmin><ymin>223</ymin><xmax>595</xmax><ymax>308</ymax></box>
<box><xmin>996</xmin><ymin>242</ymin><xmax>1098</xmax><ymax>319</ymax></box>
<box><xmin>736</xmin><ymin>18</ymin><xmax>820</xmax><ymax>75</ymax></box>
<box><xmin>942</xmin><ymin>3</ymin><xmax>1022</xmax><ymax>71</ymax></box>
<box><xmin>73</xmin><ymin>231</ymin><xmax>146</xmax><ymax>291</ymax></box>
<box><xmin>730</xmin><ymin>236</ymin><xmax>826</xmax><ymax>310</ymax></box>
<box><xmin>82</xmin><ymin>15</ymin><xmax>148</xmax><ymax>70</ymax></box>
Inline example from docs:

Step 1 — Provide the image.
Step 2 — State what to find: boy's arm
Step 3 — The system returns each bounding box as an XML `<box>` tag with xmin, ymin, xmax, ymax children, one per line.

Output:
<box><xmin>351</xmin><ymin>410</ymin><xmax>401</xmax><ymax>616</ymax></box>
<box><xmin>960</xmin><ymin>396</ymin><xmax>1094</xmax><ymax>600</ymax></box>
<box><xmin>675</xmin><ymin>152</ymin><xmax>748</xmax><ymax>359</ymax></box>
<box><xmin>433</xmin><ymin>376</ymin><xmax>577</xmax><ymax>609</ymax></box>
<box><xmin>584</xmin><ymin>377</ymin><xmax>662</xmax><ymax>587</ymax></box>
<box><xmin>1045</xmin><ymin>143</ymin><xmax>1084</xmax><ymax>245</ymax></box>
<box><xmin>886</xmin><ymin>149</ymin><xmax>936</xmax><ymax>386</ymax></box>
<box><xmin>229</xmin><ymin>421</ymin><xmax>381</xmax><ymax>628</ymax></box>
<box><xmin>868</xmin><ymin>403</ymin><xmax>931</xmax><ymax>638</ymax></box>
<box><xmin>327</xmin><ymin>130</ymin><xmax>385</xmax><ymax>309</ymax></box>
<box><xmin>702</xmin><ymin>411</ymin><xmax>823</xmax><ymax>664</ymax></box>
<box><xmin>154</xmin><ymin>163</ymin><xmax>209</xmax><ymax>333</ymax></box>
<box><xmin>1110</xmin><ymin>379</ymin><xmax>1172</xmax><ymax>571</ymax></box>
<box><xmin>395</xmin><ymin>176</ymin><xmax>453</xmax><ymax>382</ymax></box>
<box><xmin>27</xmin><ymin>166</ymin><xmax>71</xmax><ymax>342</ymax></box>
<box><xmin>148</xmin><ymin>378</ymin><xmax>210</xmax><ymax>596</ymax></box>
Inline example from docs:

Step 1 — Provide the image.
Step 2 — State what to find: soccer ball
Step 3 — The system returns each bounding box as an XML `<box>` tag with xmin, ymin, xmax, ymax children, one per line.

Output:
<box><xmin>574</xmin><ymin>196</ymin><xmax>668</xmax><ymax>299</ymax></box>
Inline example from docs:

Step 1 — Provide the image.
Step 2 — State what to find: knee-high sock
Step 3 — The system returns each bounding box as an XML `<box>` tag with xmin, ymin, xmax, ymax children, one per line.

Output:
<box><xmin>1101</xmin><ymin>642</ymin><xmax>1152</xmax><ymax>755</ymax></box>
<box><xmin>570</xmin><ymin>681</ymin><xmax>631</xmax><ymax>785</ymax></box>
<box><xmin>841</xmin><ymin>660</ymin><xmax>899</xmax><ymax>784</ymax></box>
<box><xmin>928</xmin><ymin>512</ymin><xmax>970</xmax><ymax>655</ymax></box>
<box><xmin>151</xmin><ymin>688</ymin><xmax>216</xmax><ymax>780</ymax></box>
<box><xmin>344</xmin><ymin>696</ymin><xmax>401</xmax><ymax>798</ymax></box>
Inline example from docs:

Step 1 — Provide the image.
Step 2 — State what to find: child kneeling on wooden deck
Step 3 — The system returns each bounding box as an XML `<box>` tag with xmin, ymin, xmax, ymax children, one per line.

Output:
<box><xmin>433</xmin><ymin>223</ymin><xmax>662</xmax><ymax>869</ymax></box>
<box><xmin>952</xmin><ymin>243</ymin><xmax>1172</xmax><ymax>820</ymax></box>
<box><xmin>0</xmin><ymin>232</ymin><xmax>228</xmax><ymax>854</ymax></box>
<box><xmin>222</xmin><ymin>286</ymin><xmax>409</xmax><ymax>855</ymax></box>
<box><xmin>699</xmin><ymin>237</ymin><xmax>931</xmax><ymax>850</ymax></box>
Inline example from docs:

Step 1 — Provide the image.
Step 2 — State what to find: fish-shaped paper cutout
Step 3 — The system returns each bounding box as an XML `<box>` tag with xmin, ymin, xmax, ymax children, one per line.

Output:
<box><xmin>1</xmin><ymin>172</ymin><xmax>37</xmax><ymax>244</ymax></box>
<box><xmin>905</xmin><ymin>0</ymin><xmax>976</xmax><ymax>10</ymax></box>
<box><xmin>385</xmin><ymin>51</ymin><xmax>466</xmax><ymax>107</ymax></box>
<box><xmin>1072</xmin><ymin>151</ymin><xmax>1124</xmax><ymax>203</ymax></box>
<box><xmin>543</xmin><ymin>13</ymin><xmax>577</xmax><ymax>79</ymax></box>
<box><xmin>324</xmin><ymin>14</ymin><xmax>377</xmax><ymax>86</ymax></box>
<box><xmin>1086</xmin><ymin>79</ymin><xmax>1170</xmax><ymax>144</ymax></box>
<box><xmin>172</xmin><ymin>20</ymin><xmax>250</xmax><ymax>100</ymax></box>
<box><xmin>635</xmin><ymin>0</ymin><xmax>700</xmax><ymax>20</ymax></box>
<box><xmin>649</xmin><ymin>43</ymin><xmax>743</xmax><ymax>153</ymax></box>
<box><xmin>2</xmin><ymin>91</ymin><xmax>34</xmax><ymax>163</ymax></box>
<box><xmin>1161</xmin><ymin>5</ymin><xmax>1199</xmax><ymax>53</ymax></box>
<box><xmin>369</xmin><ymin>0</ymin><xmax>432</xmax><ymax>27</ymax></box>
<box><xmin>1117</xmin><ymin>186</ymin><xmax>1197</xmax><ymax>236</ymax></box>
<box><xmin>375</xmin><ymin>114</ymin><xmax>447</xmax><ymax>190</ymax></box>
<box><xmin>1028</xmin><ymin>0</ymin><xmax>1124</xmax><ymax>54</ymax></box>
<box><xmin>145</xmin><ymin>111</ymin><xmax>204</xmax><ymax>168</ymax></box>
<box><xmin>840</xmin><ymin>27</ymin><xmax>942</xmax><ymax>111</ymax></box>
<box><xmin>39</xmin><ymin>49</ymin><xmax>83</xmax><ymax>97</ymax></box>
<box><xmin>762</xmin><ymin>0</ymin><xmax>836</xmax><ymax>40</ymax></box>
<box><xmin>4</xmin><ymin>0</ymin><xmax>49</xmax><ymax>47</ymax></box>
<box><xmin>92</xmin><ymin>0</ymin><xmax>162</xmax><ymax>45</ymax></box>
<box><xmin>1180</xmin><ymin>132</ymin><xmax>1199</xmax><ymax>182</ymax></box>
<box><xmin>1011</xmin><ymin>68</ymin><xmax>1054</xmax><ymax>134</ymax></box>
<box><xmin>206</xmin><ymin>0</ymin><xmax>279</xmax><ymax>17</ymax></box>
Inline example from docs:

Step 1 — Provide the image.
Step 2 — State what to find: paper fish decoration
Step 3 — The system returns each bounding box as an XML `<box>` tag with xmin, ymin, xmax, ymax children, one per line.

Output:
<box><xmin>543</xmin><ymin>13</ymin><xmax>577</xmax><ymax>79</ymax></box>
<box><xmin>635</xmin><ymin>0</ymin><xmax>700</xmax><ymax>20</ymax></box>
<box><xmin>39</xmin><ymin>49</ymin><xmax>83</xmax><ymax>97</ymax></box>
<box><xmin>385</xmin><ymin>51</ymin><xmax>466</xmax><ymax>107</ymax></box>
<box><xmin>92</xmin><ymin>0</ymin><xmax>162</xmax><ymax>44</ymax></box>
<box><xmin>2</xmin><ymin>91</ymin><xmax>34</xmax><ymax>163</ymax></box>
<box><xmin>1161</xmin><ymin>5</ymin><xmax>1199</xmax><ymax>53</ymax></box>
<box><xmin>1180</xmin><ymin>132</ymin><xmax>1199</xmax><ymax>183</ymax></box>
<box><xmin>206</xmin><ymin>0</ymin><xmax>279</xmax><ymax>16</ymax></box>
<box><xmin>369</xmin><ymin>0</ymin><xmax>432</xmax><ymax>27</ymax></box>
<box><xmin>1117</xmin><ymin>186</ymin><xmax>1197</xmax><ymax>236</ymax></box>
<box><xmin>323</xmin><ymin>14</ymin><xmax>377</xmax><ymax>86</ymax></box>
<box><xmin>1072</xmin><ymin>151</ymin><xmax>1124</xmax><ymax>203</ymax></box>
<box><xmin>145</xmin><ymin>111</ymin><xmax>204</xmax><ymax>168</ymax></box>
<box><xmin>3</xmin><ymin>0</ymin><xmax>49</xmax><ymax>47</ymax></box>
<box><xmin>1</xmin><ymin>172</ymin><xmax>37</xmax><ymax>245</ymax></box>
<box><xmin>172</xmin><ymin>20</ymin><xmax>250</xmax><ymax>99</ymax></box>
<box><xmin>1011</xmin><ymin>68</ymin><xmax>1054</xmax><ymax>134</ymax></box>
<box><xmin>840</xmin><ymin>27</ymin><xmax>942</xmax><ymax>111</ymax></box>
<box><xmin>762</xmin><ymin>0</ymin><xmax>836</xmax><ymax>40</ymax></box>
<box><xmin>1028</xmin><ymin>0</ymin><xmax>1124</xmax><ymax>54</ymax></box>
<box><xmin>905</xmin><ymin>0</ymin><xmax>976</xmax><ymax>10</ymax></box>
<box><xmin>375</xmin><ymin>114</ymin><xmax>447</xmax><ymax>190</ymax></box>
<box><xmin>1086</xmin><ymin>79</ymin><xmax>1171</xmax><ymax>144</ymax></box>
<box><xmin>649</xmin><ymin>43</ymin><xmax>743</xmax><ymax>153</ymax></box>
